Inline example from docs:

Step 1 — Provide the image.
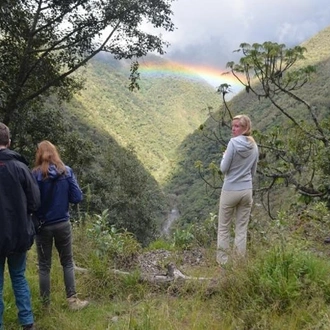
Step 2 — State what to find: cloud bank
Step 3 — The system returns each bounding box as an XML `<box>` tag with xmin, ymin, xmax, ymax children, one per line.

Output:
<box><xmin>162</xmin><ymin>0</ymin><xmax>330</xmax><ymax>69</ymax></box>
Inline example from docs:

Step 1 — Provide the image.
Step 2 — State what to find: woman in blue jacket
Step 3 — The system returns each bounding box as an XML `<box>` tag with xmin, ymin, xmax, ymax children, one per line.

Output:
<box><xmin>33</xmin><ymin>140</ymin><xmax>89</xmax><ymax>310</ymax></box>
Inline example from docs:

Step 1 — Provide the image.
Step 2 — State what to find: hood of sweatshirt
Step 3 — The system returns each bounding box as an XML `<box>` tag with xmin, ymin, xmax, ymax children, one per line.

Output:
<box><xmin>47</xmin><ymin>164</ymin><xmax>67</xmax><ymax>180</ymax></box>
<box><xmin>34</xmin><ymin>164</ymin><xmax>65</xmax><ymax>181</ymax></box>
<box><xmin>231</xmin><ymin>135</ymin><xmax>255</xmax><ymax>158</ymax></box>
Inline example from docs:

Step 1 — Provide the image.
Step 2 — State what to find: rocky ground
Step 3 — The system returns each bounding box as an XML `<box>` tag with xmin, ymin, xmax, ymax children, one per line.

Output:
<box><xmin>136</xmin><ymin>247</ymin><xmax>210</xmax><ymax>277</ymax></box>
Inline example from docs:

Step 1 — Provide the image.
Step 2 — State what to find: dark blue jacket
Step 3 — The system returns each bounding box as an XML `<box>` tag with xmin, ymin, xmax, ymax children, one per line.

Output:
<box><xmin>0</xmin><ymin>149</ymin><xmax>40</xmax><ymax>256</ymax></box>
<box><xmin>33</xmin><ymin>164</ymin><xmax>83</xmax><ymax>225</ymax></box>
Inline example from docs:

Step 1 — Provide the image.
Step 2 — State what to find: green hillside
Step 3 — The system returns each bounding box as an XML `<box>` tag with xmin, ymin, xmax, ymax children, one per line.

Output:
<box><xmin>165</xmin><ymin>25</ymin><xmax>330</xmax><ymax>224</ymax></box>
<box><xmin>67</xmin><ymin>54</ymin><xmax>221</xmax><ymax>183</ymax></box>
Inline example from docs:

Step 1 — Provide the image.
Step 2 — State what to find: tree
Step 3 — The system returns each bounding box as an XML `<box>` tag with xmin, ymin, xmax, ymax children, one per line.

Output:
<box><xmin>228</xmin><ymin>43</ymin><xmax>330</xmax><ymax>207</ymax></box>
<box><xmin>0</xmin><ymin>0</ymin><xmax>175</xmax><ymax>128</ymax></box>
<box><xmin>198</xmin><ymin>42</ymin><xmax>330</xmax><ymax>218</ymax></box>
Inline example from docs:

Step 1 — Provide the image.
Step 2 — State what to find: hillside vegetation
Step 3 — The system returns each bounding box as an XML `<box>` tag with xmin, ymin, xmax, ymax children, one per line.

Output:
<box><xmin>67</xmin><ymin>54</ymin><xmax>220</xmax><ymax>183</ymax></box>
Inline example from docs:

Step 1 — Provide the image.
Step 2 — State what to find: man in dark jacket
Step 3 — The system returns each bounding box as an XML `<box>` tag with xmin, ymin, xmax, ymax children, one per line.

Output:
<box><xmin>0</xmin><ymin>123</ymin><xmax>40</xmax><ymax>330</ymax></box>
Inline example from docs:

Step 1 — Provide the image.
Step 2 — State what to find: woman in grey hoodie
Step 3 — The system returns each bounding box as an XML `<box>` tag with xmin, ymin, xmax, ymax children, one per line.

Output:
<box><xmin>217</xmin><ymin>115</ymin><xmax>258</xmax><ymax>266</ymax></box>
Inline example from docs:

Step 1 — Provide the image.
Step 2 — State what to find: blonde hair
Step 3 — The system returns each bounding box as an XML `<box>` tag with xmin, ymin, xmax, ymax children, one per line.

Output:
<box><xmin>34</xmin><ymin>140</ymin><xmax>67</xmax><ymax>179</ymax></box>
<box><xmin>233</xmin><ymin>114</ymin><xmax>255</xmax><ymax>143</ymax></box>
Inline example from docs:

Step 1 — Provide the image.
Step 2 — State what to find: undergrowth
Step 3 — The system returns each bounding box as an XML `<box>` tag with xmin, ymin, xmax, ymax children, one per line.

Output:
<box><xmin>2</xmin><ymin>201</ymin><xmax>330</xmax><ymax>329</ymax></box>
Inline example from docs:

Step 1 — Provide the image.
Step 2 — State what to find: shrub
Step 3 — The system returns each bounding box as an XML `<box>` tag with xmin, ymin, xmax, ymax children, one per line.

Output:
<box><xmin>86</xmin><ymin>209</ymin><xmax>142</xmax><ymax>269</ymax></box>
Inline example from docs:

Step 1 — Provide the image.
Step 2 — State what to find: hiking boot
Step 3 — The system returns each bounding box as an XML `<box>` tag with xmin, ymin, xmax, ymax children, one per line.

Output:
<box><xmin>22</xmin><ymin>324</ymin><xmax>35</xmax><ymax>330</ymax></box>
<box><xmin>67</xmin><ymin>295</ymin><xmax>89</xmax><ymax>311</ymax></box>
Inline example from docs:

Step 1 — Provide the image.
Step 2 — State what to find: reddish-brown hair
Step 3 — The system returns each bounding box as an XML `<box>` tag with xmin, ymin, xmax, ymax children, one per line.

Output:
<box><xmin>34</xmin><ymin>140</ymin><xmax>66</xmax><ymax>179</ymax></box>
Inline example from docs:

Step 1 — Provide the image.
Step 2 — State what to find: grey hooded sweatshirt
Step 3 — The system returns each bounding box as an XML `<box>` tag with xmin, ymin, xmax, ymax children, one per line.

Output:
<box><xmin>220</xmin><ymin>135</ymin><xmax>258</xmax><ymax>191</ymax></box>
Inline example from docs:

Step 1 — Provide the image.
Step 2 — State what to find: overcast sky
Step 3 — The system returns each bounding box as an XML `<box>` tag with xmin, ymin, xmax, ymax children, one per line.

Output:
<box><xmin>160</xmin><ymin>0</ymin><xmax>330</xmax><ymax>69</ymax></box>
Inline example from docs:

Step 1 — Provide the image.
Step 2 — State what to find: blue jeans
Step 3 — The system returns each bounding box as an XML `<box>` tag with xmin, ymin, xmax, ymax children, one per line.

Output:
<box><xmin>0</xmin><ymin>252</ymin><xmax>34</xmax><ymax>327</ymax></box>
<box><xmin>36</xmin><ymin>221</ymin><xmax>76</xmax><ymax>302</ymax></box>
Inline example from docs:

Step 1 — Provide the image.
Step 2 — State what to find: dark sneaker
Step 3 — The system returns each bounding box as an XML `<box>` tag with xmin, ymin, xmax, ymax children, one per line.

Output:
<box><xmin>324</xmin><ymin>237</ymin><xmax>330</xmax><ymax>244</ymax></box>
<box><xmin>22</xmin><ymin>324</ymin><xmax>35</xmax><ymax>330</ymax></box>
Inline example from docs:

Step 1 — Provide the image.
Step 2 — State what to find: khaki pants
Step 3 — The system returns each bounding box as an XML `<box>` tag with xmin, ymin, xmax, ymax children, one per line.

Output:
<box><xmin>216</xmin><ymin>189</ymin><xmax>253</xmax><ymax>265</ymax></box>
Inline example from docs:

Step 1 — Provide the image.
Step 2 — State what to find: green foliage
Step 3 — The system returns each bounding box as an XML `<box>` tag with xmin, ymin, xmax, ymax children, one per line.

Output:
<box><xmin>254</xmin><ymin>246</ymin><xmax>329</xmax><ymax>309</ymax></box>
<box><xmin>214</xmin><ymin>245</ymin><xmax>330</xmax><ymax>329</ymax></box>
<box><xmin>229</xmin><ymin>42</ymin><xmax>313</xmax><ymax>95</ymax></box>
<box><xmin>0</xmin><ymin>0</ymin><xmax>175</xmax><ymax>125</ymax></box>
<box><xmin>255</xmin><ymin>121</ymin><xmax>330</xmax><ymax>206</ymax></box>
<box><xmin>146</xmin><ymin>239</ymin><xmax>174</xmax><ymax>251</ymax></box>
<box><xmin>99</xmin><ymin>143</ymin><xmax>163</xmax><ymax>245</ymax></box>
<box><xmin>172</xmin><ymin>225</ymin><xmax>196</xmax><ymax>249</ymax></box>
<box><xmin>171</xmin><ymin>213</ymin><xmax>218</xmax><ymax>249</ymax></box>
<box><xmin>86</xmin><ymin>209</ymin><xmax>142</xmax><ymax>267</ymax></box>
<box><xmin>191</xmin><ymin>212</ymin><xmax>218</xmax><ymax>246</ymax></box>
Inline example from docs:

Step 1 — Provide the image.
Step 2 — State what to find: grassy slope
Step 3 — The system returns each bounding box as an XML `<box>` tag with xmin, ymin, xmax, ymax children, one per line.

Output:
<box><xmin>165</xmin><ymin>25</ymin><xmax>330</xmax><ymax>224</ymax></box>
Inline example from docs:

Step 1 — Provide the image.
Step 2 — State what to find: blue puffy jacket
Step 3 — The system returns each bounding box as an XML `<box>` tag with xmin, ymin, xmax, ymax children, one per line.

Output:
<box><xmin>33</xmin><ymin>164</ymin><xmax>83</xmax><ymax>226</ymax></box>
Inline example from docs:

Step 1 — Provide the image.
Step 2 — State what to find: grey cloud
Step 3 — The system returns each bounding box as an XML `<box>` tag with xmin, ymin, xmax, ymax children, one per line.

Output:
<box><xmin>166</xmin><ymin>36</ymin><xmax>237</xmax><ymax>68</ymax></box>
<box><xmin>161</xmin><ymin>0</ymin><xmax>330</xmax><ymax>68</ymax></box>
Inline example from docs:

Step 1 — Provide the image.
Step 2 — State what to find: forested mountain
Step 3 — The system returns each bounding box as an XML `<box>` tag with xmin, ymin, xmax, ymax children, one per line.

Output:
<box><xmin>165</xmin><ymin>26</ymin><xmax>330</xmax><ymax>225</ymax></box>
<box><xmin>67</xmin><ymin>54</ymin><xmax>220</xmax><ymax>183</ymax></box>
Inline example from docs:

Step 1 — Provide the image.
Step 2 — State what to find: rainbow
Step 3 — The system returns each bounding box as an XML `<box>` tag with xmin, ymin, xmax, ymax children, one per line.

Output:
<box><xmin>139</xmin><ymin>60</ymin><xmax>244</xmax><ymax>95</ymax></box>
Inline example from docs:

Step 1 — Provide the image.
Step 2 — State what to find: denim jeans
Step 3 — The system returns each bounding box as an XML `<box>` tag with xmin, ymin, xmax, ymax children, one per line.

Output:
<box><xmin>0</xmin><ymin>252</ymin><xmax>34</xmax><ymax>327</ymax></box>
<box><xmin>36</xmin><ymin>221</ymin><xmax>76</xmax><ymax>302</ymax></box>
<box><xmin>217</xmin><ymin>189</ymin><xmax>253</xmax><ymax>265</ymax></box>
